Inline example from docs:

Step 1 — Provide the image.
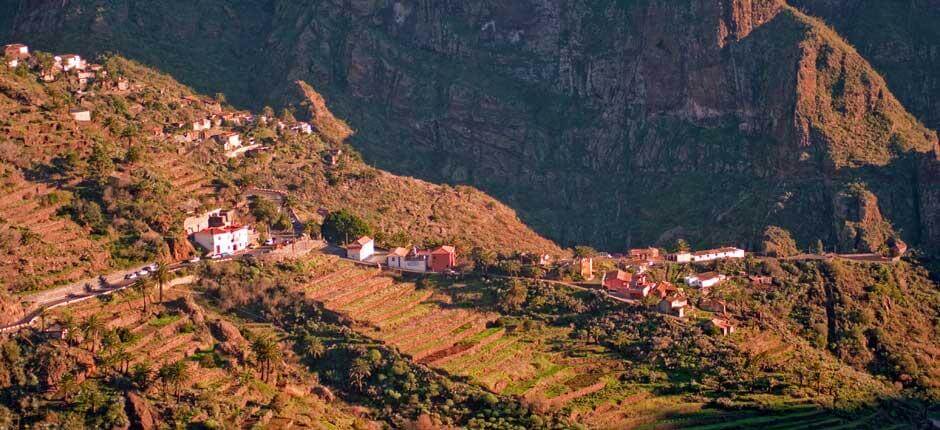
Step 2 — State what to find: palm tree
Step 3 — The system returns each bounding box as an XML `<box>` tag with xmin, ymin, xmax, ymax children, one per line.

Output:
<box><xmin>251</xmin><ymin>335</ymin><xmax>282</xmax><ymax>382</ymax></box>
<box><xmin>348</xmin><ymin>358</ymin><xmax>372</xmax><ymax>391</ymax></box>
<box><xmin>302</xmin><ymin>335</ymin><xmax>326</xmax><ymax>360</ymax></box>
<box><xmin>153</xmin><ymin>262</ymin><xmax>171</xmax><ymax>304</ymax></box>
<box><xmin>80</xmin><ymin>314</ymin><xmax>105</xmax><ymax>355</ymax></box>
<box><xmin>469</xmin><ymin>247</ymin><xmax>496</xmax><ymax>274</ymax></box>
<box><xmin>131</xmin><ymin>277</ymin><xmax>154</xmax><ymax>315</ymax></box>
<box><xmin>158</xmin><ymin>360</ymin><xmax>189</xmax><ymax>403</ymax></box>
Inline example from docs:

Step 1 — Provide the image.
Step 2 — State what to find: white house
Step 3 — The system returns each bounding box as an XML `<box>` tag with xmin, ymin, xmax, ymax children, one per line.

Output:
<box><xmin>216</xmin><ymin>132</ymin><xmax>242</xmax><ymax>151</ymax></box>
<box><xmin>346</xmin><ymin>236</ymin><xmax>374</xmax><ymax>261</ymax></box>
<box><xmin>55</xmin><ymin>54</ymin><xmax>86</xmax><ymax>72</ymax></box>
<box><xmin>69</xmin><ymin>108</ymin><xmax>91</xmax><ymax>122</ymax></box>
<box><xmin>293</xmin><ymin>122</ymin><xmax>313</xmax><ymax>134</ymax></box>
<box><xmin>193</xmin><ymin>225</ymin><xmax>250</xmax><ymax>256</ymax></box>
<box><xmin>667</xmin><ymin>252</ymin><xmax>692</xmax><ymax>263</ymax></box>
<box><xmin>4</xmin><ymin>44</ymin><xmax>28</xmax><ymax>68</ymax></box>
<box><xmin>192</xmin><ymin>118</ymin><xmax>212</xmax><ymax>131</ymax></box>
<box><xmin>386</xmin><ymin>247</ymin><xmax>428</xmax><ymax>272</ymax></box>
<box><xmin>685</xmin><ymin>272</ymin><xmax>726</xmax><ymax>289</ymax></box>
<box><xmin>691</xmin><ymin>247</ymin><xmax>745</xmax><ymax>262</ymax></box>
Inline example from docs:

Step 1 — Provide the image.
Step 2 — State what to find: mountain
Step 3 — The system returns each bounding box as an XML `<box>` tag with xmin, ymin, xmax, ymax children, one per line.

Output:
<box><xmin>3</xmin><ymin>0</ymin><xmax>938</xmax><ymax>253</ymax></box>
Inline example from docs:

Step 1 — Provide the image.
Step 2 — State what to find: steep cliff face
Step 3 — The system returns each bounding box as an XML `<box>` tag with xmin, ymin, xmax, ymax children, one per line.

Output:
<box><xmin>791</xmin><ymin>0</ymin><xmax>940</xmax><ymax>131</ymax></box>
<box><xmin>4</xmin><ymin>0</ymin><xmax>938</xmax><ymax>251</ymax></box>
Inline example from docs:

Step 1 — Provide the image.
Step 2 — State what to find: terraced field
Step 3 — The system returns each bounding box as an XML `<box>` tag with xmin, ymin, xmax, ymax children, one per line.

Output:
<box><xmin>49</xmin><ymin>285</ymin><xmax>372</xmax><ymax>428</ymax></box>
<box><xmin>0</xmin><ymin>173</ymin><xmax>109</xmax><ymax>291</ymax></box>
<box><xmin>303</xmin><ymin>264</ymin><xmax>629</xmax><ymax>415</ymax></box>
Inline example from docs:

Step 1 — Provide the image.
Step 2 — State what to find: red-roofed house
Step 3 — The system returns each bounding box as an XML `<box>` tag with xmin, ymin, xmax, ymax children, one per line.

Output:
<box><xmin>624</xmin><ymin>273</ymin><xmax>656</xmax><ymax>299</ymax></box>
<box><xmin>603</xmin><ymin>270</ymin><xmax>632</xmax><ymax>291</ymax></box>
<box><xmin>428</xmin><ymin>246</ymin><xmax>457</xmax><ymax>272</ymax></box>
<box><xmin>629</xmin><ymin>247</ymin><xmax>660</xmax><ymax>261</ymax></box>
<box><xmin>651</xmin><ymin>281</ymin><xmax>679</xmax><ymax>299</ymax></box>
<box><xmin>387</xmin><ymin>247</ymin><xmax>427</xmax><ymax>272</ymax></box>
<box><xmin>706</xmin><ymin>318</ymin><xmax>736</xmax><ymax>336</ymax></box>
<box><xmin>4</xmin><ymin>43</ymin><xmax>28</xmax><ymax>68</ymax></box>
<box><xmin>346</xmin><ymin>236</ymin><xmax>374</xmax><ymax>261</ymax></box>
<box><xmin>193</xmin><ymin>225</ymin><xmax>250</xmax><ymax>256</ymax></box>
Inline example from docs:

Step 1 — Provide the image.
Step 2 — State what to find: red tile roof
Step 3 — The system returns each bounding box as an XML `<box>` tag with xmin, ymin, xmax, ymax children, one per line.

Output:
<box><xmin>199</xmin><ymin>225</ymin><xmax>247</xmax><ymax>235</ymax></box>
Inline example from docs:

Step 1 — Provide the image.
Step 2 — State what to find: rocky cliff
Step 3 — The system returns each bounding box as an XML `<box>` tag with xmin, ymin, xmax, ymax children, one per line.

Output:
<box><xmin>4</xmin><ymin>0</ymin><xmax>938</xmax><ymax>251</ymax></box>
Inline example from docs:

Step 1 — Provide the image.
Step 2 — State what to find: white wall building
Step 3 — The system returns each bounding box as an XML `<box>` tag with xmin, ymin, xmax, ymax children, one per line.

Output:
<box><xmin>216</xmin><ymin>132</ymin><xmax>242</xmax><ymax>151</ymax></box>
<box><xmin>4</xmin><ymin>44</ymin><xmax>28</xmax><ymax>68</ymax></box>
<box><xmin>386</xmin><ymin>247</ymin><xmax>428</xmax><ymax>272</ymax></box>
<box><xmin>685</xmin><ymin>272</ymin><xmax>726</xmax><ymax>289</ymax></box>
<box><xmin>193</xmin><ymin>225</ymin><xmax>250</xmax><ymax>256</ymax></box>
<box><xmin>691</xmin><ymin>247</ymin><xmax>745</xmax><ymax>262</ymax></box>
<box><xmin>55</xmin><ymin>54</ymin><xmax>86</xmax><ymax>72</ymax></box>
<box><xmin>346</xmin><ymin>236</ymin><xmax>374</xmax><ymax>261</ymax></box>
<box><xmin>69</xmin><ymin>108</ymin><xmax>91</xmax><ymax>122</ymax></box>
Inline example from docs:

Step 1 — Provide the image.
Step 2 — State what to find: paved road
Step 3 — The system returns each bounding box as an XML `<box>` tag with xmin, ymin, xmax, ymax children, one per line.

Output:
<box><xmin>20</xmin><ymin>262</ymin><xmax>159</xmax><ymax>306</ymax></box>
<box><xmin>1</xmin><ymin>246</ymin><xmax>280</xmax><ymax>334</ymax></box>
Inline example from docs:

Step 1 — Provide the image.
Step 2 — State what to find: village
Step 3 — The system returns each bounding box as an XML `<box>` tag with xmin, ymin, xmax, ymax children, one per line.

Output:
<box><xmin>0</xmin><ymin>42</ymin><xmax>907</xmax><ymax>339</ymax></box>
<box><xmin>0</xmin><ymin>42</ymin><xmax>852</xmax><ymax>340</ymax></box>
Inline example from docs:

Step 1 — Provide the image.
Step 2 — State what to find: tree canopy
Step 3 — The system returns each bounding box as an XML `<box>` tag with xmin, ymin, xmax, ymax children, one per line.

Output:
<box><xmin>321</xmin><ymin>210</ymin><xmax>371</xmax><ymax>244</ymax></box>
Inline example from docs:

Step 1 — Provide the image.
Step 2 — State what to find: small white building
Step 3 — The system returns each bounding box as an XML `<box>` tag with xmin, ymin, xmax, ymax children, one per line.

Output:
<box><xmin>346</xmin><ymin>236</ymin><xmax>374</xmax><ymax>261</ymax></box>
<box><xmin>293</xmin><ymin>122</ymin><xmax>313</xmax><ymax>134</ymax></box>
<box><xmin>69</xmin><ymin>108</ymin><xmax>91</xmax><ymax>122</ymax></box>
<box><xmin>667</xmin><ymin>252</ymin><xmax>692</xmax><ymax>263</ymax></box>
<box><xmin>685</xmin><ymin>272</ymin><xmax>726</xmax><ymax>289</ymax></box>
<box><xmin>691</xmin><ymin>247</ymin><xmax>745</xmax><ymax>262</ymax></box>
<box><xmin>216</xmin><ymin>132</ymin><xmax>242</xmax><ymax>151</ymax></box>
<box><xmin>193</xmin><ymin>225</ymin><xmax>250</xmax><ymax>256</ymax></box>
<box><xmin>55</xmin><ymin>54</ymin><xmax>86</xmax><ymax>72</ymax></box>
<box><xmin>192</xmin><ymin>118</ymin><xmax>212</xmax><ymax>131</ymax></box>
<box><xmin>4</xmin><ymin>44</ymin><xmax>28</xmax><ymax>68</ymax></box>
<box><xmin>387</xmin><ymin>247</ymin><xmax>428</xmax><ymax>272</ymax></box>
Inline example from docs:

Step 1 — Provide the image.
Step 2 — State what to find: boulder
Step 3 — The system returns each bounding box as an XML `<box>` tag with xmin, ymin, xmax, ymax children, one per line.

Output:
<box><xmin>209</xmin><ymin>319</ymin><xmax>248</xmax><ymax>361</ymax></box>
<box><xmin>125</xmin><ymin>391</ymin><xmax>157</xmax><ymax>430</ymax></box>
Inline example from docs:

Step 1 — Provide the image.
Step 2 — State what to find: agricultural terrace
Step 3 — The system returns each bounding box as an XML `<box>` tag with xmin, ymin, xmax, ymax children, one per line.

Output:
<box><xmin>301</xmin><ymin>257</ymin><xmax>915</xmax><ymax>428</ymax></box>
<box><xmin>30</xmin><ymin>278</ymin><xmax>373</xmax><ymax>428</ymax></box>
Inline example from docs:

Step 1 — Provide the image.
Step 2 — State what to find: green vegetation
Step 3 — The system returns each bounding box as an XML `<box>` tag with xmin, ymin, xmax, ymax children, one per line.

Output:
<box><xmin>321</xmin><ymin>209</ymin><xmax>371</xmax><ymax>245</ymax></box>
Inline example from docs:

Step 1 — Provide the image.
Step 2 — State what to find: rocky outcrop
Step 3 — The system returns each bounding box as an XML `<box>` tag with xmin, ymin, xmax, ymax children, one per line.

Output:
<box><xmin>125</xmin><ymin>391</ymin><xmax>157</xmax><ymax>430</ymax></box>
<box><xmin>791</xmin><ymin>0</ymin><xmax>940</xmax><ymax>131</ymax></box>
<box><xmin>209</xmin><ymin>319</ymin><xmax>249</xmax><ymax>362</ymax></box>
<box><xmin>833</xmin><ymin>184</ymin><xmax>894</xmax><ymax>253</ymax></box>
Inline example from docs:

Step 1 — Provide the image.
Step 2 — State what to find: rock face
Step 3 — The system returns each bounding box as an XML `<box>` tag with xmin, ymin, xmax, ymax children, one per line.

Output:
<box><xmin>125</xmin><ymin>391</ymin><xmax>157</xmax><ymax>430</ymax></box>
<box><xmin>209</xmin><ymin>319</ymin><xmax>249</xmax><ymax>362</ymax></box>
<box><xmin>3</xmin><ymin>0</ymin><xmax>938</xmax><ymax>251</ymax></box>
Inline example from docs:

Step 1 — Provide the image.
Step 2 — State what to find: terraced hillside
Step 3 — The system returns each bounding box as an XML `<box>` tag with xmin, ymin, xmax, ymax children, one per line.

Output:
<box><xmin>302</xmin><ymin>263</ymin><xmax>620</xmax><ymax>411</ymax></box>
<box><xmin>0</xmin><ymin>54</ymin><xmax>563</xmax><ymax>294</ymax></box>
<box><xmin>292</xmin><ymin>253</ymin><xmax>937</xmax><ymax>428</ymax></box>
<box><xmin>0</xmin><ymin>170</ymin><xmax>109</xmax><ymax>291</ymax></box>
<box><xmin>0</xmin><ymin>274</ymin><xmax>378</xmax><ymax>428</ymax></box>
<box><xmin>0</xmin><ymin>56</ymin><xmax>219</xmax><ymax>291</ymax></box>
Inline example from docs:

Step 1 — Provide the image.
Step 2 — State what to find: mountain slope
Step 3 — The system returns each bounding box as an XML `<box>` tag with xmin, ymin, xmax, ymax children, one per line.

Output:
<box><xmin>791</xmin><ymin>0</ymin><xmax>940</xmax><ymax>131</ymax></box>
<box><xmin>5</xmin><ymin>0</ymin><xmax>937</xmax><ymax>253</ymax></box>
<box><xmin>0</xmin><ymin>55</ymin><xmax>560</xmax><ymax>293</ymax></box>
